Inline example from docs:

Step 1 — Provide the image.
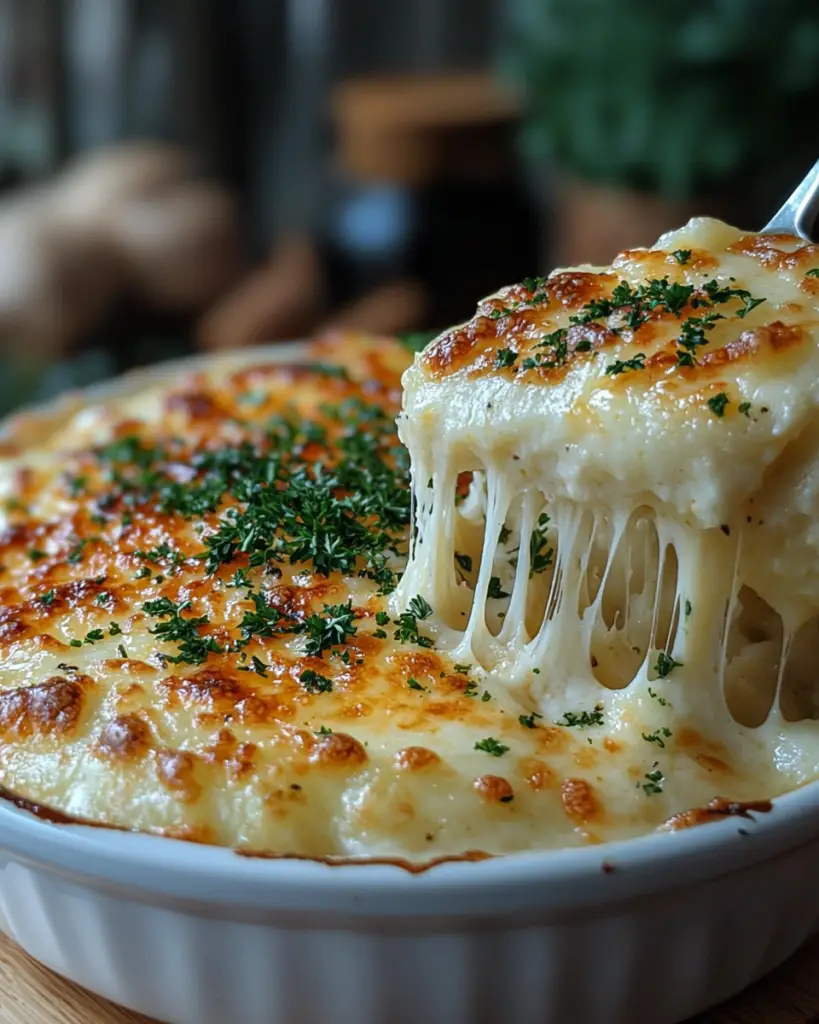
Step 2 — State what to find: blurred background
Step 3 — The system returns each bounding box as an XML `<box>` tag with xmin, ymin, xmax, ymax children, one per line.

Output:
<box><xmin>1</xmin><ymin>0</ymin><xmax>818</xmax><ymax>414</ymax></box>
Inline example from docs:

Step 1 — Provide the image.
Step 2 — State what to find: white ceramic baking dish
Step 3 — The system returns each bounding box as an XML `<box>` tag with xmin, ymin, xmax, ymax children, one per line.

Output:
<box><xmin>1</xmin><ymin>347</ymin><xmax>819</xmax><ymax>1024</ymax></box>
<box><xmin>1</xmin><ymin>786</ymin><xmax>819</xmax><ymax>1024</ymax></box>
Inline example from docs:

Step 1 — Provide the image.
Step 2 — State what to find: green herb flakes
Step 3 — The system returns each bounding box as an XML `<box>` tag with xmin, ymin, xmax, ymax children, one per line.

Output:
<box><xmin>642</xmin><ymin>727</ymin><xmax>672</xmax><ymax>749</ymax></box>
<box><xmin>300</xmin><ymin>668</ymin><xmax>333</xmax><ymax>693</ymax></box>
<box><xmin>495</xmin><ymin>348</ymin><xmax>518</xmax><ymax>369</ymax></box>
<box><xmin>558</xmin><ymin>705</ymin><xmax>604</xmax><ymax>728</ymax></box>
<box><xmin>642</xmin><ymin>769</ymin><xmax>664</xmax><ymax>795</ymax></box>
<box><xmin>654</xmin><ymin>652</ymin><xmax>682</xmax><ymax>678</ymax></box>
<box><xmin>519</xmin><ymin>711</ymin><xmax>542</xmax><ymax>729</ymax></box>
<box><xmin>474</xmin><ymin>736</ymin><xmax>509</xmax><ymax>757</ymax></box>
<box><xmin>707</xmin><ymin>392</ymin><xmax>730</xmax><ymax>418</ymax></box>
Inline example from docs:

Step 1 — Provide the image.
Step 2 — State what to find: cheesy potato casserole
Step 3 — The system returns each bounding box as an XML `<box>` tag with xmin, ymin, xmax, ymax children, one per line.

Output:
<box><xmin>1</xmin><ymin>217</ymin><xmax>818</xmax><ymax>861</ymax></box>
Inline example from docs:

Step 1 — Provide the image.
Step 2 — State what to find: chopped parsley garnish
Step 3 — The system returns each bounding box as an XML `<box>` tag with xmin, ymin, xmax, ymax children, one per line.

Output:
<box><xmin>566</xmin><ymin>273</ymin><xmax>764</xmax><ymax>373</ymax></box>
<box><xmin>487</xmin><ymin>576</ymin><xmax>510</xmax><ymax>599</ymax></box>
<box><xmin>143</xmin><ymin>597</ymin><xmax>222</xmax><ymax>665</ymax></box>
<box><xmin>409</xmin><ymin>594</ymin><xmax>432</xmax><ymax>619</ymax></box>
<box><xmin>528</xmin><ymin>513</ymin><xmax>553</xmax><ymax>577</ymax></box>
<box><xmin>93</xmin><ymin>398</ymin><xmax>410</xmax><ymax>591</ymax></box>
<box><xmin>455</xmin><ymin>552</ymin><xmax>473</xmax><ymax>573</ymax></box>
<box><xmin>230</xmin><ymin>568</ymin><xmax>251</xmax><ymax>589</ymax></box>
<box><xmin>738</xmin><ymin>401</ymin><xmax>752</xmax><ymax>417</ymax></box>
<box><xmin>534</xmin><ymin>328</ymin><xmax>569</xmax><ymax>366</ymax></box>
<box><xmin>522</xmin><ymin>275</ymin><xmax>548</xmax><ymax>294</ymax></box>
<box><xmin>108</xmin><ymin>621</ymin><xmax>122</xmax><ymax>636</ymax></box>
<box><xmin>303</xmin><ymin>601</ymin><xmax>357</xmax><ymax>657</ymax></box>
<box><xmin>69</xmin><ymin>639</ymin><xmax>82</xmax><ymax>648</ymax></box>
<box><xmin>707</xmin><ymin>392</ymin><xmax>730</xmax><ymax>418</ymax></box>
<box><xmin>654</xmin><ymin>652</ymin><xmax>682</xmax><ymax>678</ymax></box>
<box><xmin>573</xmin><ymin>277</ymin><xmax>693</xmax><ymax>334</ymax></box>
<box><xmin>300</xmin><ymin>668</ymin><xmax>333</xmax><ymax>693</ymax></box>
<box><xmin>454</xmin><ymin>663</ymin><xmax>472</xmax><ymax>674</ymax></box>
<box><xmin>671</xmin><ymin>249</ymin><xmax>692</xmax><ymax>265</ymax></box>
<box><xmin>807</xmin><ymin>269</ymin><xmax>819</xmax><ymax>278</ymax></box>
<box><xmin>519</xmin><ymin>711</ymin><xmax>542</xmax><ymax>729</ymax></box>
<box><xmin>39</xmin><ymin>589</ymin><xmax>55</xmax><ymax>607</ymax></box>
<box><xmin>489</xmin><ymin>305</ymin><xmax>517</xmax><ymax>320</ymax></box>
<box><xmin>684</xmin><ymin>600</ymin><xmax>692</xmax><ymax>617</ymax></box>
<box><xmin>67</xmin><ymin>538</ymin><xmax>93</xmax><ymax>564</ymax></box>
<box><xmin>648</xmin><ymin>687</ymin><xmax>669</xmax><ymax>707</ymax></box>
<box><xmin>316</xmin><ymin>725</ymin><xmax>333</xmax><ymax>735</ymax></box>
<box><xmin>83</xmin><ymin>629</ymin><xmax>105</xmax><ymax>644</ymax></box>
<box><xmin>234</xmin><ymin>589</ymin><xmax>292</xmax><ymax>645</ymax></box>
<box><xmin>247</xmin><ymin>656</ymin><xmax>269</xmax><ymax>677</ymax></box>
<box><xmin>642</xmin><ymin>769</ymin><xmax>664</xmax><ymax>795</ymax></box>
<box><xmin>394</xmin><ymin>595</ymin><xmax>434</xmax><ymax>648</ymax></box>
<box><xmin>495</xmin><ymin>348</ymin><xmax>518</xmax><ymax>369</ymax></box>
<box><xmin>474</xmin><ymin>736</ymin><xmax>509</xmax><ymax>757</ymax></box>
<box><xmin>134</xmin><ymin>542</ymin><xmax>183</xmax><ymax>566</ymax></box>
<box><xmin>28</xmin><ymin>549</ymin><xmax>45</xmax><ymax>562</ymax></box>
<box><xmin>407</xmin><ymin>677</ymin><xmax>426</xmax><ymax>691</ymax></box>
<box><xmin>522</xmin><ymin>328</ymin><xmax>572</xmax><ymax>371</ymax></box>
<box><xmin>642</xmin><ymin>727</ymin><xmax>672</xmax><ymax>749</ymax></box>
<box><xmin>674</xmin><ymin>311</ymin><xmax>724</xmax><ymax>366</ymax></box>
<box><xmin>605</xmin><ymin>353</ymin><xmax>646</xmax><ymax>376</ymax></box>
<box><xmin>117</xmin><ymin>644</ymin><xmax>128</xmax><ymax>659</ymax></box>
<box><xmin>558</xmin><ymin>704</ymin><xmax>604</xmax><ymax>728</ymax></box>
<box><xmin>701</xmin><ymin>280</ymin><xmax>766</xmax><ymax>319</ymax></box>
<box><xmin>375</xmin><ymin>611</ymin><xmax>390</xmax><ymax>626</ymax></box>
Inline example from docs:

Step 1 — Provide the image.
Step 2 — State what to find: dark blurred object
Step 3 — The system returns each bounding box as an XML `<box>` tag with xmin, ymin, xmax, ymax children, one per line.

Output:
<box><xmin>504</xmin><ymin>0</ymin><xmax>819</xmax><ymax>263</ymax></box>
<box><xmin>330</xmin><ymin>72</ymin><xmax>537</xmax><ymax>330</ymax></box>
<box><xmin>200</xmin><ymin>72</ymin><xmax>539</xmax><ymax>349</ymax></box>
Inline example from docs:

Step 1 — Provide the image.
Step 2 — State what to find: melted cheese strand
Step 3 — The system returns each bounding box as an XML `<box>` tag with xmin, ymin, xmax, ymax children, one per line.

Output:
<box><xmin>397</xmin><ymin>216</ymin><xmax>819</xmax><ymax>803</ymax></box>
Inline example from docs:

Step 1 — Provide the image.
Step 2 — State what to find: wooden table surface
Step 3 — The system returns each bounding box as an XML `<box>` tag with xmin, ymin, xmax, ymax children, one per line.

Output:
<box><xmin>2</xmin><ymin>931</ymin><xmax>819</xmax><ymax>1024</ymax></box>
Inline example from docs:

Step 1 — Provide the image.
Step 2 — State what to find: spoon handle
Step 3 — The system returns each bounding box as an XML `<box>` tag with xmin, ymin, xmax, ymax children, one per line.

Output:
<box><xmin>762</xmin><ymin>156</ymin><xmax>819</xmax><ymax>239</ymax></box>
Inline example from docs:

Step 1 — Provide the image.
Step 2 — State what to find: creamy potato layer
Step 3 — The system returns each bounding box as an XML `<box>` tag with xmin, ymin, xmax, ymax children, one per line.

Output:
<box><xmin>2</xmin><ymin>219</ymin><xmax>817</xmax><ymax>862</ymax></box>
<box><xmin>398</xmin><ymin>218</ymin><xmax>819</xmax><ymax>836</ymax></box>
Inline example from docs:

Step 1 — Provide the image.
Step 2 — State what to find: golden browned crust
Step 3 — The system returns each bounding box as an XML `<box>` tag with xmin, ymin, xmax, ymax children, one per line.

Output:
<box><xmin>0</xmin><ymin>321</ymin><xmax>796</xmax><ymax>860</ymax></box>
<box><xmin>0</xmin><ymin>676</ymin><xmax>88</xmax><ymax>739</ymax></box>
<box><xmin>417</xmin><ymin>223</ymin><xmax>819</xmax><ymax>421</ymax></box>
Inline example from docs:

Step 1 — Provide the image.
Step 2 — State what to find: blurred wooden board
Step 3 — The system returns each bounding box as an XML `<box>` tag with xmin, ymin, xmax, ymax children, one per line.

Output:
<box><xmin>2</xmin><ymin>930</ymin><xmax>819</xmax><ymax>1023</ymax></box>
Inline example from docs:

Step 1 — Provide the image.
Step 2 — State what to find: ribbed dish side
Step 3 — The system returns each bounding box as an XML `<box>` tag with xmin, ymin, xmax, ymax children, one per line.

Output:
<box><xmin>1</xmin><ymin>841</ymin><xmax>819</xmax><ymax>1024</ymax></box>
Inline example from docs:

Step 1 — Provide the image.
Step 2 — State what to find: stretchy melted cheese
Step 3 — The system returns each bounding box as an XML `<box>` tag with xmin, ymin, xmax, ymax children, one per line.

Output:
<box><xmin>398</xmin><ymin>218</ymin><xmax>819</xmax><ymax>806</ymax></box>
<box><xmin>1</xmin><ymin>221</ymin><xmax>816</xmax><ymax>865</ymax></box>
<box><xmin>0</xmin><ymin>331</ymin><xmax>714</xmax><ymax>859</ymax></box>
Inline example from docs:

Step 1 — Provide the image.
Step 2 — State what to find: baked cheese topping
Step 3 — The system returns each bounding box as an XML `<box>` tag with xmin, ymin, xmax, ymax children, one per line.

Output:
<box><xmin>0</xmin><ymin>222</ymin><xmax>815</xmax><ymax>863</ymax></box>
<box><xmin>2</xmin><ymin>331</ymin><xmax>740</xmax><ymax>860</ymax></box>
<box><xmin>398</xmin><ymin>218</ymin><xmax>819</xmax><ymax>804</ymax></box>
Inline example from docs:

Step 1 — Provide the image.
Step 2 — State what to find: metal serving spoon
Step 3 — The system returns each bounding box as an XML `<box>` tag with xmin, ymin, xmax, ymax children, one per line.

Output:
<box><xmin>762</xmin><ymin>156</ymin><xmax>819</xmax><ymax>239</ymax></box>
